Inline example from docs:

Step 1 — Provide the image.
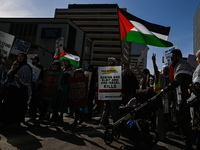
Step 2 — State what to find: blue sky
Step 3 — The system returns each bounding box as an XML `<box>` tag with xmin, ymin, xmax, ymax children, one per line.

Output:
<box><xmin>0</xmin><ymin>0</ymin><xmax>199</xmax><ymax>73</ymax></box>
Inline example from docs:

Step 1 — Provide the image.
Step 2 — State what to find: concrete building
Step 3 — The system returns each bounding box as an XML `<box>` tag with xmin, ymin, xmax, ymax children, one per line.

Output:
<box><xmin>0</xmin><ymin>18</ymin><xmax>93</xmax><ymax>68</ymax></box>
<box><xmin>130</xmin><ymin>42</ymin><xmax>147</xmax><ymax>80</ymax></box>
<box><xmin>194</xmin><ymin>3</ymin><xmax>200</xmax><ymax>54</ymax></box>
<box><xmin>55</xmin><ymin>4</ymin><xmax>131</xmax><ymax>66</ymax></box>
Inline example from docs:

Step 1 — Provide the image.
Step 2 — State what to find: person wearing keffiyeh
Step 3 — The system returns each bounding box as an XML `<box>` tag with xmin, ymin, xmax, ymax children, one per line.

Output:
<box><xmin>152</xmin><ymin>53</ymin><xmax>171</xmax><ymax>141</ymax></box>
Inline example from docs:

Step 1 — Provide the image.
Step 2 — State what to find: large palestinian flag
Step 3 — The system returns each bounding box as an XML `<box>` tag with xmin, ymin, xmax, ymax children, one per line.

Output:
<box><xmin>54</xmin><ymin>50</ymin><xmax>80</xmax><ymax>66</ymax></box>
<box><xmin>118</xmin><ymin>9</ymin><xmax>173</xmax><ymax>47</ymax></box>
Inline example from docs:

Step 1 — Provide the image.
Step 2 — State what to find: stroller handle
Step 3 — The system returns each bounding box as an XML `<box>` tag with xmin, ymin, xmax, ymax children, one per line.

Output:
<box><xmin>149</xmin><ymin>92</ymin><xmax>163</xmax><ymax>102</ymax></box>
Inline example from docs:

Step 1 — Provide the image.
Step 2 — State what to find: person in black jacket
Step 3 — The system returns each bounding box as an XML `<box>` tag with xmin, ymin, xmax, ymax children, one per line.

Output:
<box><xmin>28</xmin><ymin>56</ymin><xmax>44</xmax><ymax>121</ymax></box>
<box><xmin>121</xmin><ymin>62</ymin><xmax>139</xmax><ymax>105</ymax></box>
<box><xmin>86</xmin><ymin>65</ymin><xmax>95</xmax><ymax>120</ymax></box>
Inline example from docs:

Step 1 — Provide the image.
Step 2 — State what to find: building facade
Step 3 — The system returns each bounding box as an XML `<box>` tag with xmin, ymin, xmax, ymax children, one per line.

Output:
<box><xmin>130</xmin><ymin>42</ymin><xmax>147</xmax><ymax>80</ymax></box>
<box><xmin>55</xmin><ymin>4</ymin><xmax>131</xmax><ymax>66</ymax></box>
<box><xmin>194</xmin><ymin>3</ymin><xmax>200</xmax><ymax>54</ymax></box>
<box><xmin>0</xmin><ymin>18</ymin><xmax>93</xmax><ymax>68</ymax></box>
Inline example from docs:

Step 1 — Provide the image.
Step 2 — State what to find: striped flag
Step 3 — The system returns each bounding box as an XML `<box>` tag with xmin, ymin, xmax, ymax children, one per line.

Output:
<box><xmin>118</xmin><ymin>8</ymin><xmax>173</xmax><ymax>47</ymax></box>
<box><xmin>54</xmin><ymin>50</ymin><xmax>80</xmax><ymax>66</ymax></box>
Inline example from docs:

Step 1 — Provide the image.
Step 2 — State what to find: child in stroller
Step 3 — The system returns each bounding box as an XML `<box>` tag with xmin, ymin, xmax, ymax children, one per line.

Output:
<box><xmin>104</xmin><ymin>89</ymin><xmax>163</xmax><ymax>150</ymax></box>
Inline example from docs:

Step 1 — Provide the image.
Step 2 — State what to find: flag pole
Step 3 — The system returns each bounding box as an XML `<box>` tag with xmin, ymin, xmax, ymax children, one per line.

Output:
<box><xmin>117</xmin><ymin>7</ymin><xmax>125</xmax><ymax>65</ymax></box>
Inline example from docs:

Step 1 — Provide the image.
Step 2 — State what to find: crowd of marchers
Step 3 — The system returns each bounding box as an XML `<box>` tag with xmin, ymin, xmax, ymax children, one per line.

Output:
<box><xmin>0</xmin><ymin>49</ymin><xmax>200</xmax><ymax>150</ymax></box>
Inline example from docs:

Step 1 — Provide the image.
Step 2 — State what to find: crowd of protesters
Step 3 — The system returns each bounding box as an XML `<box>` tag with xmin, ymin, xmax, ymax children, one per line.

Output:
<box><xmin>1</xmin><ymin>49</ymin><xmax>200</xmax><ymax>150</ymax></box>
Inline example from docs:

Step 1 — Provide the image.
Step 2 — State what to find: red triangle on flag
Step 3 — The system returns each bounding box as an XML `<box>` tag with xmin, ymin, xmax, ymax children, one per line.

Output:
<box><xmin>54</xmin><ymin>50</ymin><xmax>66</xmax><ymax>58</ymax></box>
<box><xmin>118</xmin><ymin>9</ymin><xmax>134</xmax><ymax>40</ymax></box>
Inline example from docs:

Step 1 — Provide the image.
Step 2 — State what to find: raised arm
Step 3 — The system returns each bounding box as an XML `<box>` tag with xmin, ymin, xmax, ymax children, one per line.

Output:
<box><xmin>152</xmin><ymin>53</ymin><xmax>159</xmax><ymax>84</ymax></box>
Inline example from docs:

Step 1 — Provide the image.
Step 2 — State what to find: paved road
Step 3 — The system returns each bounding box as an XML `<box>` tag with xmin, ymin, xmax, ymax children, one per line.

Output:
<box><xmin>0</xmin><ymin>116</ymin><xmax>196</xmax><ymax>150</ymax></box>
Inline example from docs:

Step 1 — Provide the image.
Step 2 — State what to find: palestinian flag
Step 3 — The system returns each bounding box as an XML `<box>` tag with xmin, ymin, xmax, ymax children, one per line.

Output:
<box><xmin>54</xmin><ymin>50</ymin><xmax>80</xmax><ymax>66</ymax></box>
<box><xmin>118</xmin><ymin>9</ymin><xmax>173</xmax><ymax>47</ymax></box>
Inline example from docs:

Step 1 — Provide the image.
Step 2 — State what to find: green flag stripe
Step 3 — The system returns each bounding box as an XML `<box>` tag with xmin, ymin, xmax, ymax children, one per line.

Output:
<box><xmin>60</xmin><ymin>56</ymin><xmax>80</xmax><ymax>67</ymax></box>
<box><xmin>122</xmin><ymin>30</ymin><xmax>173</xmax><ymax>47</ymax></box>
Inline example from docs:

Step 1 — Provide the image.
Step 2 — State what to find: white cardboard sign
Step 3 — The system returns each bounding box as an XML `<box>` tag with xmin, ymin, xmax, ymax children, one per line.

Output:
<box><xmin>98</xmin><ymin>66</ymin><xmax>122</xmax><ymax>100</ymax></box>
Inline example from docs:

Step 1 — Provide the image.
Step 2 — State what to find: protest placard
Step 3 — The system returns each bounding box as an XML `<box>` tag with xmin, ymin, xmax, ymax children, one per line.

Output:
<box><xmin>0</xmin><ymin>31</ymin><xmax>15</xmax><ymax>57</ymax></box>
<box><xmin>55</xmin><ymin>37</ymin><xmax>63</xmax><ymax>55</ymax></box>
<box><xmin>40</xmin><ymin>69</ymin><xmax>63</xmax><ymax>104</ymax></box>
<box><xmin>0</xmin><ymin>31</ymin><xmax>15</xmax><ymax>73</ymax></box>
<box><xmin>66</xmin><ymin>77</ymin><xmax>89</xmax><ymax>108</ymax></box>
<box><xmin>98</xmin><ymin>66</ymin><xmax>122</xmax><ymax>100</ymax></box>
<box><xmin>163</xmin><ymin>45</ymin><xmax>178</xmax><ymax>66</ymax></box>
<box><xmin>10</xmin><ymin>39</ymin><xmax>31</xmax><ymax>55</ymax></box>
<box><xmin>29</xmin><ymin>63</ymin><xmax>41</xmax><ymax>83</ymax></box>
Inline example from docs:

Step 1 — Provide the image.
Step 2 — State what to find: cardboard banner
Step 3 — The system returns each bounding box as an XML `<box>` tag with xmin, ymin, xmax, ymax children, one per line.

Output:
<box><xmin>0</xmin><ymin>31</ymin><xmax>15</xmax><ymax>57</ymax></box>
<box><xmin>98</xmin><ymin>66</ymin><xmax>122</xmax><ymax>100</ymax></box>
<box><xmin>29</xmin><ymin>63</ymin><xmax>41</xmax><ymax>83</ymax></box>
<box><xmin>66</xmin><ymin>77</ymin><xmax>89</xmax><ymax>108</ymax></box>
<box><xmin>10</xmin><ymin>39</ymin><xmax>31</xmax><ymax>55</ymax></box>
<box><xmin>55</xmin><ymin>37</ymin><xmax>63</xmax><ymax>55</ymax></box>
<box><xmin>163</xmin><ymin>45</ymin><xmax>178</xmax><ymax>66</ymax></box>
<box><xmin>40</xmin><ymin>69</ymin><xmax>63</xmax><ymax>103</ymax></box>
<box><xmin>0</xmin><ymin>31</ymin><xmax>15</xmax><ymax>73</ymax></box>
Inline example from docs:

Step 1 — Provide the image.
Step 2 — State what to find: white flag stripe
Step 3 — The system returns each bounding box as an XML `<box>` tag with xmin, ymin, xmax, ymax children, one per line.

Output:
<box><xmin>130</xmin><ymin>21</ymin><xmax>168</xmax><ymax>41</ymax></box>
<box><xmin>65</xmin><ymin>52</ymin><xmax>80</xmax><ymax>61</ymax></box>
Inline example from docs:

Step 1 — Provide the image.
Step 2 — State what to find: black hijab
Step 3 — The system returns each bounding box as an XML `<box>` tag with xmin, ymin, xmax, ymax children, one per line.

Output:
<box><xmin>12</xmin><ymin>53</ymin><xmax>27</xmax><ymax>75</ymax></box>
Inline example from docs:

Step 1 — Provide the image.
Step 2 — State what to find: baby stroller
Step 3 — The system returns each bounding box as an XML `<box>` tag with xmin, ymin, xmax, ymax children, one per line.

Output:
<box><xmin>103</xmin><ymin>89</ymin><xmax>163</xmax><ymax>150</ymax></box>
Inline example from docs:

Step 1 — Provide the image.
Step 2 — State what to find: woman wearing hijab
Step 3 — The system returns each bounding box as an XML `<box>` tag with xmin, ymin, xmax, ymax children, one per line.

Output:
<box><xmin>48</xmin><ymin>60</ymin><xmax>64</xmax><ymax>127</ymax></box>
<box><xmin>0</xmin><ymin>53</ymin><xmax>32</xmax><ymax>127</ymax></box>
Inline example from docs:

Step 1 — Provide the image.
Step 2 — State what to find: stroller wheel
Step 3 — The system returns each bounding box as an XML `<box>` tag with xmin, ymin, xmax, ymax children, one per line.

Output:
<box><xmin>149</xmin><ymin>129</ymin><xmax>159</xmax><ymax>145</ymax></box>
<box><xmin>112</xmin><ymin>130</ymin><xmax>120</xmax><ymax>141</ymax></box>
<box><xmin>104</xmin><ymin>131</ymin><xmax>113</xmax><ymax>145</ymax></box>
<box><xmin>135</xmin><ymin>132</ymin><xmax>153</xmax><ymax>150</ymax></box>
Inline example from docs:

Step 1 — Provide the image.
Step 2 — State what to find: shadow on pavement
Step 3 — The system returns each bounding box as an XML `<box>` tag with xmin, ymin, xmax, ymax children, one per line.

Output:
<box><xmin>156</xmin><ymin>139</ymin><xmax>185</xmax><ymax>150</ymax></box>
<box><xmin>152</xmin><ymin>145</ymin><xmax>169</xmax><ymax>150</ymax></box>
<box><xmin>1</xmin><ymin>120</ymin><xmax>181</xmax><ymax>150</ymax></box>
<box><xmin>0</xmin><ymin>125</ymin><xmax>42</xmax><ymax>150</ymax></box>
<box><xmin>24</xmin><ymin>121</ymin><xmax>108</xmax><ymax>150</ymax></box>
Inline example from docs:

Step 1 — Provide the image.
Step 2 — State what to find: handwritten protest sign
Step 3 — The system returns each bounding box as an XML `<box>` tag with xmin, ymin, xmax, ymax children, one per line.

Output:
<box><xmin>0</xmin><ymin>31</ymin><xmax>15</xmax><ymax>57</ymax></box>
<box><xmin>66</xmin><ymin>77</ymin><xmax>88</xmax><ymax>108</ymax></box>
<box><xmin>0</xmin><ymin>31</ymin><xmax>15</xmax><ymax>73</ymax></box>
<box><xmin>10</xmin><ymin>39</ymin><xmax>31</xmax><ymax>55</ymax></box>
<box><xmin>98</xmin><ymin>66</ymin><xmax>122</xmax><ymax>100</ymax></box>
<box><xmin>163</xmin><ymin>45</ymin><xmax>178</xmax><ymax>66</ymax></box>
<box><xmin>40</xmin><ymin>69</ymin><xmax>63</xmax><ymax>103</ymax></box>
